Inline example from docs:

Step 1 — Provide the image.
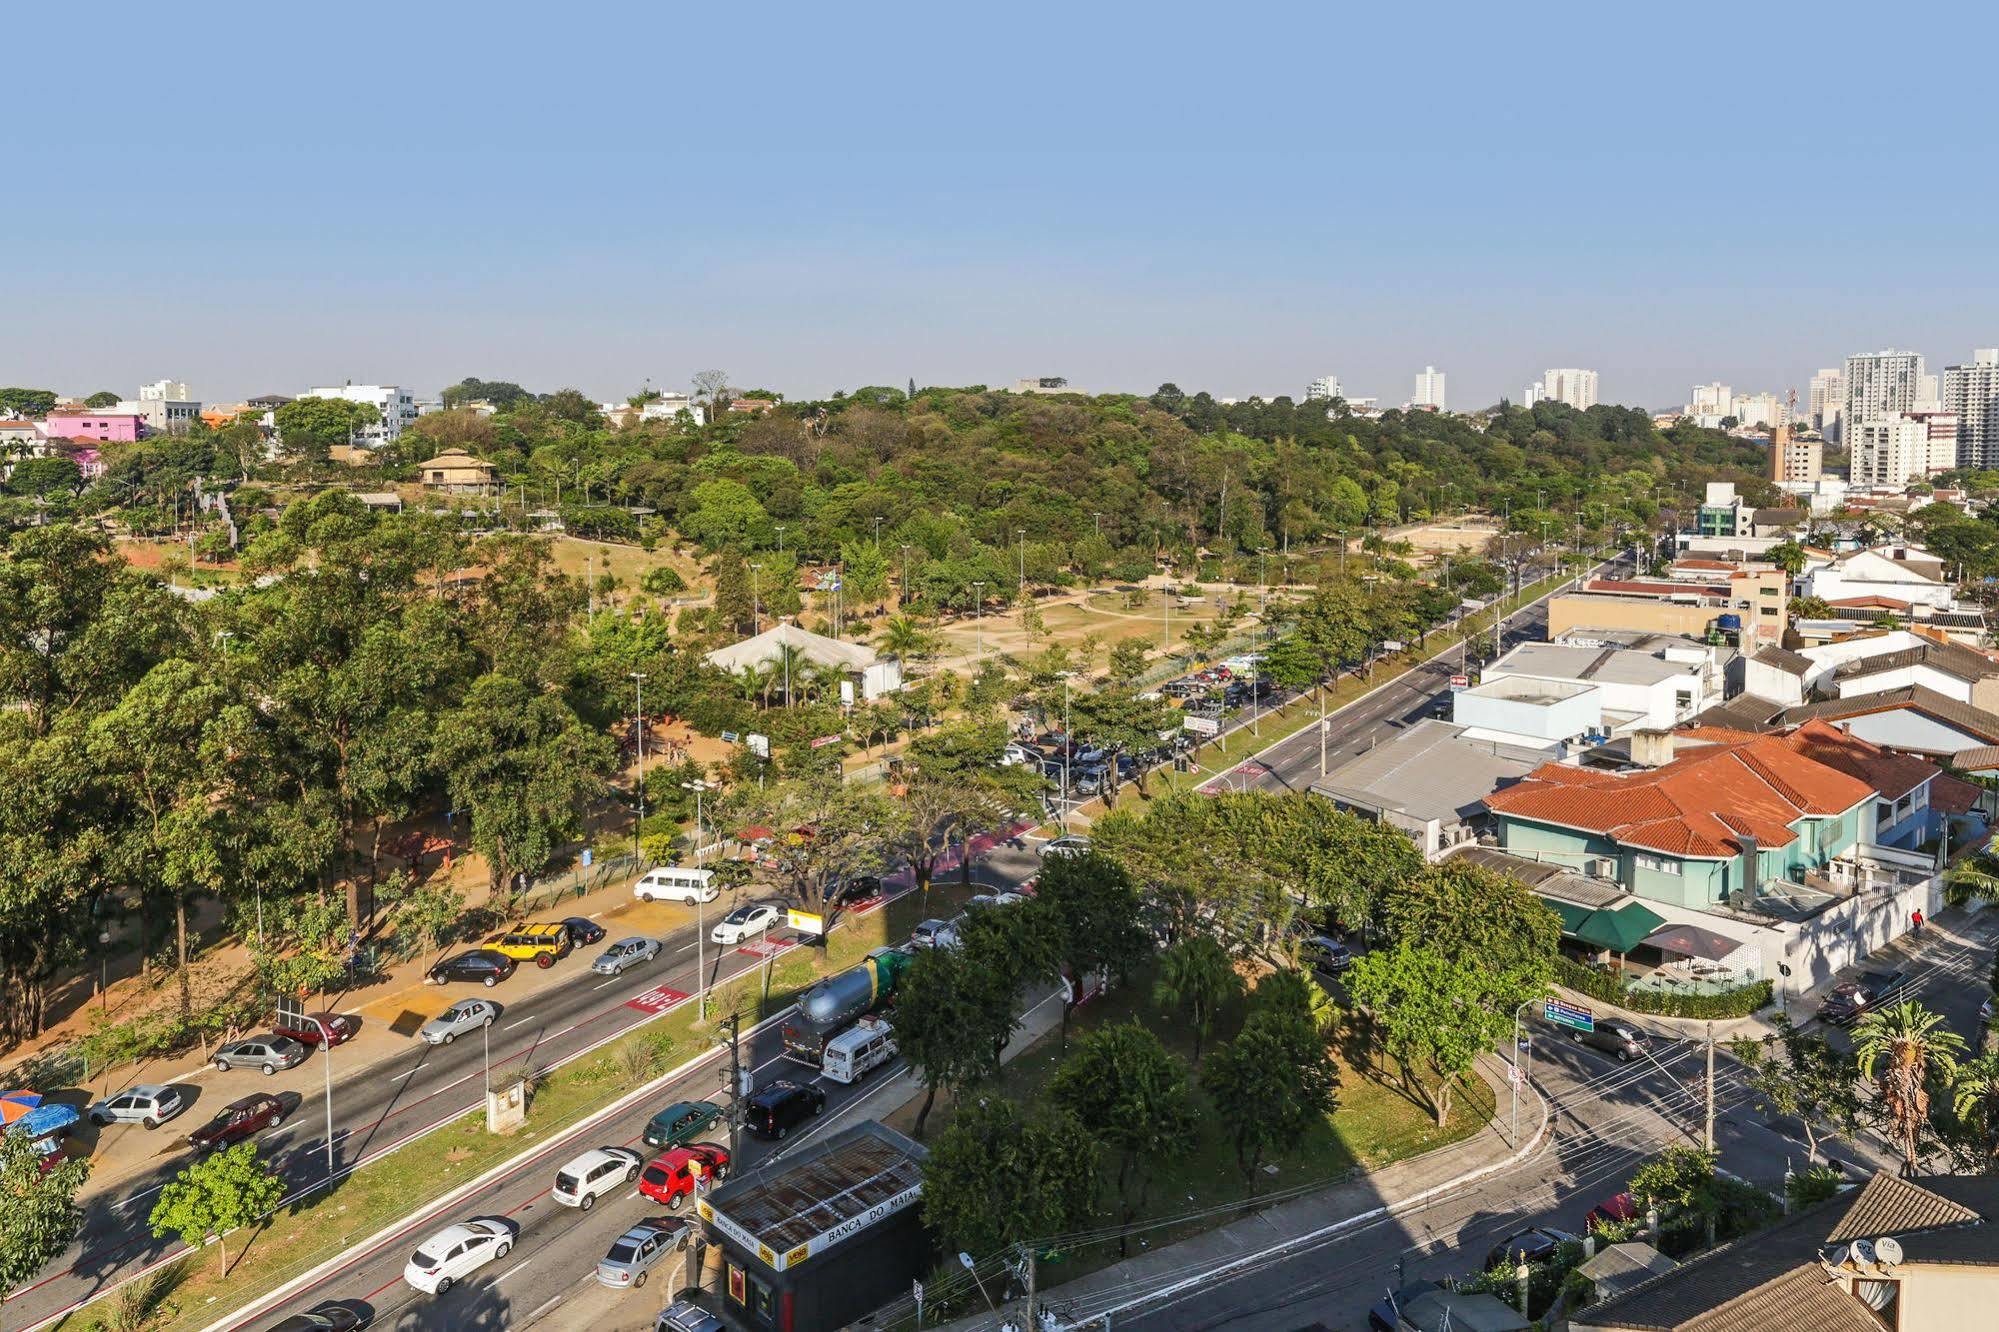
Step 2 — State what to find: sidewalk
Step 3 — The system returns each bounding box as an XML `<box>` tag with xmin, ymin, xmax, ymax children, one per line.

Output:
<box><xmin>930</xmin><ymin>1056</ymin><xmax>1534</xmax><ymax>1332</ymax></box>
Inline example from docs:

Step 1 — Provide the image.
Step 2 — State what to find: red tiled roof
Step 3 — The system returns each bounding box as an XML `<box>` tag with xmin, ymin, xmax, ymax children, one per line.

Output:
<box><xmin>1483</xmin><ymin>727</ymin><xmax>1877</xmax><ymax>859</ymax></box>
<box><xmin>1932</xmin><ymin>774</ymin><xmax>1983</xmax><ymax>816</ymax></box>
<box><xmin>1782</xmin><ymin>719</ymin><xmax>1938</xmax><ymax>802</ymax></box>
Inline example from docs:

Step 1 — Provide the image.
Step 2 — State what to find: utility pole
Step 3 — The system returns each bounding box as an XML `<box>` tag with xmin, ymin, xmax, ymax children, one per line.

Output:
<box><xmin>1022</xmin><ymin>1242</ymin><xmax>1037</xmax><ymax>1331</ymax></box>
<box><xmin>630</xmin><ymin>672</ymin><xmax>647</xmax><ymax>858</ymax></box>
<box><xmin>1703</xmin><ymin>1020</ymin><xmax>1716</xmax><ymax>1153</ymax></box>
<box><xmin>720</xmin><ymin>1011</ymin><xmax>744</xmax><ymax>1158</ymax></box>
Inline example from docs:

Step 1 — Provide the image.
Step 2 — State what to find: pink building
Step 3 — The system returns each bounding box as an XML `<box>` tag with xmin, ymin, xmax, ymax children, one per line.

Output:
<box><xmin>41</xmin><ymin>411</ymin><xmax>144</xmax><ymax>443</ymax></box>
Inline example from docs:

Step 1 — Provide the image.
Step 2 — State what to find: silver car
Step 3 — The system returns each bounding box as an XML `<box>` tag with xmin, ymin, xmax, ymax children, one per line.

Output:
<box><xmin>420</xmin><ymin>999</ymin><xmax>498</xmax><ymax>1046</ymax></box>
<box><xmin>593</xmin><ymin>937</ymin><xmax>662</xmax><ymax>975</ymax></box>
<box><xmin>597</xmin><ymin>1217</ymin><xmax>691</xmax><ymax>1290</ymax></box>
<box><xmin>212</xmin><ymin>1035</ymin><xmax>310</xmax><ymax>1075</ymax></box>
<box><xmin>87</xmin><ymin>1084</ymin><xmax>185</xmax><ymax>1129</ymax></box>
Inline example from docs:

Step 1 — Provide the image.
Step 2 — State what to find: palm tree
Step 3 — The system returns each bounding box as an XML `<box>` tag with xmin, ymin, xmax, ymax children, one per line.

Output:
<box><xmin>877</xmin><ymin>615</ymin><xmax>934</xmax><ymax>660</ymax></box>
<box><xmin>1853</xmin><ymin>1001</ymin><xmax>1968</xmax><ymax>1175</ymax></box>
<box><xmin>1953</xmin><ymin>1052</ymin><xmax>1999</xmax><ymax>1163</ymax></box>
<box><xmin>1945</xmin><ymin>849</ymin><xmax>1999</xmax><ymax>908</ymax></box>
<box><xmin>1152</xmin><ymin>936</ymin><xmax>1242</xmax><ymax>1065</ymax></box>
<box><xmin>770</xmin><ymin>644</ymin><xmax>811</xmax><ymax>708</ymax></box>
<box><xmin>732</xmin><ymin>663</ymin><xmax>773</xmax><ymax>708</ymax></box>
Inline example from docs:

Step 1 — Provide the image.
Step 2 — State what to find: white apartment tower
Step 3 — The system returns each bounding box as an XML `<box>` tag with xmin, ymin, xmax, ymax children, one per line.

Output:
<box><xmin>1305</xmin><ymin>375</ymin><xmax>1342</xmax><ymax>402</ymax></box>
<box><xmin>1843</xmin><ymin>350</ymin><xmax>1926</xmax><ymax>431</ymax></box>
<box><xmin>303</xmin><ymin>384</ymin><xmax>419</xmax><ymax>449</ymax></box>
<box><xmin>1689</xmin><ymin>382</ymin><xmax>1732</xmax><ymax>417</ymax></box>
<box><xmin>1944</xmin><ymin>349</ymin><xmax>1999</xmax><ymax>470</ymax></box>
<box><xmin>1540</xmin><ymin>368</ymin><xmax>1599</xmax><ymax>409</ymax></box>
<box><xmin>1808</xmin><ymin>368</ymin><xmax>1843</xmax><ymax>439</ymax></box>
<box><xmin>1850</xmin><ymin>415</ymin><xmax>1955</xmax><ymax>490</ymax></box>
<box><xmin>1412</xmin><ymin>366</ymin><xmax>1446</xmax><ymax>411</ymax></box>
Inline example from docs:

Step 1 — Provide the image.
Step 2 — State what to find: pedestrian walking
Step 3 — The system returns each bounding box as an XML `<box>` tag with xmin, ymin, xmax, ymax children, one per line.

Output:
<box><xmin>1912</xmin><ymin>907</ymin><xmax>1925</xmax><ymax>935</ymax></box>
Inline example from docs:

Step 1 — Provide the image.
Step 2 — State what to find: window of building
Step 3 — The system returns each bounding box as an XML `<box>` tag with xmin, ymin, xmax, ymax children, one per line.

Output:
<box><xmin>1876</xmin><ymin>799</ymin><xmax>1894</xmax><ymax>826</ymax></box>
<box><xmin>1635</xmin><ymin>854</ymin><xmax>1682</xmax><ymax>875</ymax></box>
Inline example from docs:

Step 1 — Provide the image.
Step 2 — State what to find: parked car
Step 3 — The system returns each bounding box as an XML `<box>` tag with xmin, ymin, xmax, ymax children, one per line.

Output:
<box><xmin>419</xmin><ymin>999</ymin><xmax>498</xmax><ymax>1046</ymax></box>
<box><xmin>593</xmin><ymin>937</ymin><xmax>662</xmax><ymax>975</ymax></box>
<box><xmin>597</xmin><ymin>1217</ymin><xmax>693</xmax><ymax>1290</ymax></box>
<box><xmin>909</xmin><ymin>918</ymin><xmax>959</xmax><ymax>951</ymax></box>
<box><xmin>425</xmin><ymin>949</ymin><xmax>517</xmax><ymax>987</ymax></box>
<box><xmin>1041</xmin><ymin>836</ymin><xmax>1092</xmax><ymax>858</ymax></box>
<box><xmin>273</xmin><ymin>1012</ymin><xmax>359</xmax><ymax>1049</ymax></box>
<box><xmin>638</xmin><ymin>1142</ymin><xmax>732</xmax><ymax>1209</ymax></box>
<box><xmin>1484</xmin><ymin>1226</ymin><xmax>1579</xmax><ymax>1270</ymax></box>
<box><xmin>87</xmin><ymin>1084</ymin><xmax>184</xmax><ymax>1130</ymax></box>
<box><xmin>552</xmin><ymin>1146</ymin><xmax>643</xmax><ymax>1210</ymax></box>
<box><xmin>656</xmin><ymin>1301</ymin><xmax>727</xmax><ymax>1332</ymax></box>
<box><xmin>1586</xmin><ymin>1191</ymin><xmax>1640</xmax><ymax>1232</ymax></box>
<box><xmin>967</xmin><ymin>892</ymin><xmax>1029</xmax><ymax>911</ymax></box>
<box><xmin>642</xmin><ymin>1100</ymin><xmax>724</xmax><ymax>1150</ymax></box>
<box><xmin>744</xmin><ymin>1079</ymin><xmax>826</xmax><ymax>1141</ymax></box>
<box><xmin>1367</xmin><ymin>1279</ymin><xmax>1442</xmax><ymax>1332</ymax></box>
<box><xmin>188</xmin><ymin>1093</ymin><xmax>285</xmax><ymax>1151</ymax></box>
<box><xmin>402</xmin><ymin>1218</ymin><xmax>514</xmax><ymax>1295</ymax></box>
<box><xmin>832</xmin><ymin>875</ymin><xmax>885</xmax><ymax>906</ymax></box>
<box><xmin>1303</xmin><ymin>935</ymin><xmax>1354</xmax><ymax>975</ymax></box>
<box><xmin>633</xmin><ymin>867</ymin><xmax>719</xmax><ymax>904</ymax></box>
<box><xmin>484</xmin><ymin>921</ymin><xmax>574</xmax><ymax>969</ymax></box>
<box><xmin>267</xmin><ymin>1306</ymin><xmax>365</xmax><ymax>1332</ymax></box>
<box><xmin>1818</xmin><ymin>969</ymin><xmax>1908</xmax><ymax>1025</ymax></box>
<box><xmin>211</xmin><ymin>1035</ymin><xmax>309</xmax><ymax>1076</ymax></box>
<box><xmin>710</xmin><ymin>902</ymin><xmax>783</xmax><ymax>945</ymax></box>
<box><xmin>561</xmin><ymin>916</ymin><xmax>607</xmax><ymax>946</ymax></box>
<box><xmin>1568</xmin><ymin>1018</ymin><xmax>1649</xmax><ymax>1062</ymax></box>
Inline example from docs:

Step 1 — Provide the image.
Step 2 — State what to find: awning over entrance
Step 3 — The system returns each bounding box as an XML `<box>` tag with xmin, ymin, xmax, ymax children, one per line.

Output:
<box><xmin>1540</xmin><ymin>896</ymin><xmax>1667</xmax><ymax>954</ymax></box>
<box><xmin>1638</xmin><ymin>922</ymin><xmax>1745</xmax><ymax>962</ymax></box>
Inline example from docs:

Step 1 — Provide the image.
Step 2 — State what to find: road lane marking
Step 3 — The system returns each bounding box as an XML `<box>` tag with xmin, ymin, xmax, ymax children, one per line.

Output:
<box><xmin>494</xmin><ymin>1258</ymin><xmax>534</xmax><ymax>1284</ymax></box>
<box><xmin>530</xmin><ymin>1295</ymin><xmax>564</xmax><ymax>1320</ymax></box>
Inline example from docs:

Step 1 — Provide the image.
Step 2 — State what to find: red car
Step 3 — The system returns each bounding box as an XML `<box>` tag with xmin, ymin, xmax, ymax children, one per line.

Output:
<box><xmin>1587</xmin><ymin>1191</ymin><xmax>1640</xmax><ymax>1232</ymax></box>
<box><xmin>273</xmin><ymin>1012</ymin><xmax>359</xmax><ymax>1048</ymax></box>
<box><xmin>188</xmin><ymin>1094</ymin><xmax>285</xmax><ymax>1151</ymax></box>
<box><xmin>637</xmin><ymin>1143</ymin><xmax>732</xmax><ymax>1210</ymax></box>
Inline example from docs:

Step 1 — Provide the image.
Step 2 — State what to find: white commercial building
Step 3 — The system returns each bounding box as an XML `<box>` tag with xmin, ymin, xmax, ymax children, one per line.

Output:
<box><xmin>1730</xmin><ymin>392</ymin><xmax>1784</xmax><ymax>429</ymax></box>
<box><xmin>1801</xmin><ymin>545</ymin><xmax>1955</xmax><ymax>611</ymax></box>
<box><xmin>1536</xmin><ymin>368</ymin><xmax>1598</xmax><ymax>410</ymax></box>
<box><xmin>1808</xmin><ymin>367</ymin><xmax>1843</xmax><ymax>440</ymax></box>
<box><xmin>1944</xmin><ymin>348</ymin><xmax>1999</xmax><ymax>470</ymax></box>
<box><xmin>1844</xmin><ymin>350</ymin><xmax>1926</xmax><ymax>447</ymax></box>
<box><xmin>302</xmin><ymin>384</ymin><xmax>419</xmax><ymax>449</ymax></box>
<box><xmin>1412</xmin><ymin>365</ymin><xmax>1446</xmax><ymax>411</ymax></box>
<box><xmin>1688</xmin><ymin>382</ymin><xmax>1732</xmax><ymax>420</ymax></box>
<box><xmin>1305</xmin><ymin>375</ymin><xmax>1341</xmax><ymax>402</ymax></box>
<box><xmin>114</xmin><ymin>378</ymin><xmax>201</xmax><ymax>433</ymax></box>
<box><xmin>1479</xmin><ymin>639</ymin><xmax>1713</xmax><ymax>734</ymax></box>
<box><xmin>1849</xmin><ymin>415</ymin><xmax>1954</xmax><ymax>490</ymax></box>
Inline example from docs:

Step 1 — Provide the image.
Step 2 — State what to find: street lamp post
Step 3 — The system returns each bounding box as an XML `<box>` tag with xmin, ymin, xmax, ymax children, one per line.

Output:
<box><xmin>1509</xmin><ymin>998</ymin><xmax>1536</xmax><ymax>1144</ymax></box>
<box><xmin>1016</xmin><ymin>528</ymin><xmax>1027</xmax><ymax>622</ymax></box>
<box><xmin>630</xmin><ymin>673</ymin><xmax>648</xmax><ymax>859</ymax></box>
<box><xmin>304</xmin><ymin>1015</ymin><xmax>338</xmax><ymax>1182</ymax></box>
<box><xmin>750</xmin><ymin>563</ymin><xmax>763</xmax><ymax>635</ymax></box>
<box><xmin>1059</xmin><ymin>672</ymin><xmax>1074</xmax><ymax>830</ymax></box>
<box><xmin>874</xmin><ymin>516</ymin><xmax>884</xmax><ymax>550</ymax></box>
<box><xmin>775</xmin><ymin>524</ymin><xmax>787</xmax><ymax>552</ymax></box>
<box><xmin>971</xmin><ymin>582</ymin><xmax>987</xmax><ymax>662</ymax></box>
<box><xmin>899</xmin><ymin>544</ymin><xmax>911</xmax><ymax>607</ymax></box>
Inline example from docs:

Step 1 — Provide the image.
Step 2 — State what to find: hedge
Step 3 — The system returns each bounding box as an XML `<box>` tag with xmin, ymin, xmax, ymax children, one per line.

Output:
<box><xmin>1555</xmin><ymin>956</ymin><xmax>1772</xmax><ymax>1020</ymax></box>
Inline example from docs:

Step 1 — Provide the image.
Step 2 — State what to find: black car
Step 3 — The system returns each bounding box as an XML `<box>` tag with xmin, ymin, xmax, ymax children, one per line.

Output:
<box><xmin>1485</xmin><ymin>1226</ymin><xmax>1578</xmax><ymax>1270</ymax></box>
<box><xmin>744</xmin><ymin>1079</ymin><xmax>826</xmax><ymax>1140</ymax></box>
<box><xmin>268</xmin><ymin>1305</ymin><xmax>365</xmax><ymax>1332</ymax></box>
<box><xmin>561</xmin><ymin>917</ymin><xmax>606</xmax><ymax>947</ymax></box>
<box><xmin>1818</xmin><ymin>969</ymin><xmax>1908</xmax><ymax>1025</ymax></box>
<box><xmin>1568</xmin><ymin>1018</ymin><xmax>1649</xmax><ymax>1063</ymax></box>
<box><xmin>832</xmin><ymin>876</ymin><xmax>884</xmax><ymax>906</ymax></box>
<box><xmin>1367</xmin><ymin>1279</ymin><xmax>1440</xmax><ymax>1332</ymax></box>
<box><xmin>426</xmin><ymin>949</ymin><xmax>518</xmax><ymax>987</ymax></box>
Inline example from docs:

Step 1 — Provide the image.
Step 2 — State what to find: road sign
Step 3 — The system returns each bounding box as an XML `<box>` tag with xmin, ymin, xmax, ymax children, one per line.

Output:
<box><xmin>1182</xmin><ymin>714</ymin><xmax>1220</xmax><ymax>736</ymax></box>
<box><xmin>1449</xmin><ymin>673</ymin><xmax>1470</xmax><ymax>690</ymax></box>
<box><xmin>1543</xmin><ymin>998</ymin><xmax>1594</xmax><ymax>1032</ymax></box>
<box><xmin>626</xmin><ymin>985</ymin><xmax>690</xmax><ymax>1015</ymax></box>
<box><xmin>787</xmin><ymin>908</ymin><xmax>825</xmax><ymax>936</ymax></box>
<box><xmin>810</xmin><ymin>733</ymin><xmax>843</xmax><ymax>749</ymax></box>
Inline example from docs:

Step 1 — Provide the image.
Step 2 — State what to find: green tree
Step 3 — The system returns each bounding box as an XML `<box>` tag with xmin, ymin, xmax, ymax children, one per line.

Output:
<box><xmin>1107</xmin><ymin>639</ymin><xmax>1149</xmax><ymax>684</ymax></box>
<box><xmin>1853</xmin><ymin>1001</ymin><xmax>1968</xmax><ymax>1174</ymax></box>
<box><xmin>1382</xmin><ymin>861</ymin><xmax>1561</xmax><ymax>978</ymax></box>
<box><xmin>1034</xmin><ymin>852</ymin><xmax>1153</xmax><ymax>1045</ymax></box>
<box><xmin>148</xmin><ymin>1143</ymin><xmax>285</xmax><ymax>1278</ymax></box>
<box><xmin>1729</xmin><ymin>1015</ymin><xmax>1861</xmax><ymax>1163</ymax></box>
<box><xmin>6</xmin><ymin>457</ymin><xmax>82</xmax><ymax>496</ymax></box>
<box><xmin>876</xmin><ymin>615</ymin><xmax>936</xmax><ymax>660</ymax></box>
<box><xmin>681</xmin><ymin>479</ymin><xmax>774</xmax><ymax>550</ymax></box>
<box><xmin>1628</xmin><ymin>1147</ymin><xmax>1723</xmax><ymax>1247</ymax></box>
<box><xmin>431</xmin><ymin>673</ymin><xmax>615</xmax><ymax>899</ymax></box>
<box><xmin>273</xmin><ymin>396</ymin><xmax>380</xmax><ymax>464</ymax></box>
<box><xmin>839</xmin><ymin>539</ymin><xmax>891</xmax><ymax>611</ymax></box>
<box><xmin>0</xmin><ymin>1131</ymin><xmax>88</xmax><ymax>1301</ymax></box>
<box><xmin>1050</xmin><ymin>1021</ymin><xmax>1198</xmax><ymax>1254</ymax></box>
<box><xmin>441</xmin><ymin>377</ymin><xmax>531</xmax><ymax>410</ymax></box>
<box><xmin>712</xmin><ymin>551</ymin><xmax>754</xmax><ymax>636</ymax></box>
<box><xmin>1765</xmin><ymin>541</ymin><xmax>1807</xmax><ymax>577</ymax></box>
<box><xmin>1201</xmin><ymin>1000</ymin><xmax>1339</xmax><ymax>1192</ymax></box>
<box><xmin>1952</xmin><ymin>1052</ymin><xmax>1999</xmax><ymax>1164</ymax></box>
<box><xmin>723</xmin><ymin>774</ymin><xmax>908</xmax><ymax>912</ymax></box>
<box><xmin>1152</xmin><ymin>936</ymin><xmax>1241</xmax><ymax>1065</ymax></box>
<box><xmin>1347</xmin><ymin>941</ymin><xmax>1525</xmax><ymax>1126</ymax></box>
<box><xmin>1067</xmin><ymin>685</ymin><xmax>1174</xmax><ymax>799</ymax></box>
<box><xmin>894</xmin><ymin>942</ymin><xmax>1016</xmax><ymax>1137</ymax></box>
<box><xmin>0</xmin><ymin>389</ymin><xmax>58</xmax><ymax>418</ymax></box>
<box><xmin>83</xmin><ymin>390</ymin><xmax>121</xmax><ymax>409</ymax></box>
<box><xmin>920</xmin><ymin>1098</ymin><xmax>1100</xmax><ymax>1257</ymax></box>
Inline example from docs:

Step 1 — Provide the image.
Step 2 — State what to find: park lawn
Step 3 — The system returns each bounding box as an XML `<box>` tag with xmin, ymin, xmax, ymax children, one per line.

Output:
<box><xmin>542</xmin><ymin>534</ymin><xmax>705</xmax><ymax>596</ymax></box>
<box><xmin>84</xmin><ymin>878</ymin><xmax>983</xmax><ymax>1331</ymax></box>
<box><xmin>912</xmin><ymin>962</ymin><xmax>1496</xmax><ymax>1281</ymax></box>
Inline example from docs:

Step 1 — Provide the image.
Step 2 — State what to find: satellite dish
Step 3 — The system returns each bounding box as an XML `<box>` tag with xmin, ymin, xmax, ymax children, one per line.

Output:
<box><xmin>1823</xmin><ymin>1244</ymin><xmax>1850</xmax><ymax>1271</ymax></box>
<box><xmin>1874</xmin><ymin>1237</ymin><xmax>1904</xmax><ymax>1267</ymax></box>
<box><xmin>1850</xmin><ymin>1239</ymin><xmax>1877</xmax><ymax>1269</ymax></box>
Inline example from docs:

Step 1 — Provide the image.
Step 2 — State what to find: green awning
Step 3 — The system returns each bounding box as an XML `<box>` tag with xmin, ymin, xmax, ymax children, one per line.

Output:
<box><xmin>1543</xmin><ymin>899</ymin><xmax>1593</xmax><ymax>936</ymax></box>
<box><xmin>1576</xmin><ymin>903</ymin><xmax>1667</xmax><ymax>953</ymax></box>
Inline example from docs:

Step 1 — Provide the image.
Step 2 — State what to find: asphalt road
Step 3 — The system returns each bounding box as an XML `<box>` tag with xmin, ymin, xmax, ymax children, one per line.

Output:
<box><xmin>178</xmin><ymin>840</ymin><xmax>1053</xmax><ymax>1332</ymax></box>
<box><xmin>4</xmin><ymin>841</ymin><xmax>1044</xmax><ymax>1332</ymax></box>
<box><xmin>1084</xmin><ymin>905</ymin><xmax>1999</xmax><ymax>1332</ymax></box>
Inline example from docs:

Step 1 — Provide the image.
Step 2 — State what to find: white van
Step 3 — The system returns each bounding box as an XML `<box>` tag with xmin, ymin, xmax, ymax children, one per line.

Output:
<box><xmin>821</xmin><ymin>1016</ymin><xmax>897</xmax><ymax>1085</ymax></box>
<box><xmin>633</xmin><ymin>867</ymin><xmax>719</xmax><ymax>904</ymax></box>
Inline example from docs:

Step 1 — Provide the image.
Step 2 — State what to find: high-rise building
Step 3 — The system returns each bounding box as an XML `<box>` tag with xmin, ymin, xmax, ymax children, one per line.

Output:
<box><xmin>1850</xmin><ymin>415</ymin><xmax>1954</xmax><ymax>490</ymax></box>
<box><xmin>1768</xmin><ymin>424</ymin><xmax>1823</xmax><ymax>485</ymax></box>
<box><xmin>1907</xmin><ymin>408</ymin><xmax>1961</xmax><ymax>473</ymax></box>
<box><xmin>1540</xmin><ymin>368</ymin><xmax>1598</xmax><ymax>410</ymax></box>
<box><xmin>1843</xmin><ymin>349</ymin><xmax>1926</xmax><ymax>432</ymax></box>
<box><xmin>1808</xmin><ymin>368</ymin><xmax>1843</xmax><ymax>439</ymax></box>
<box><xmin>1412</xmin><ymin>366</ymin><xmax>1446</xmax><ymax>411</ymax></box>
<box><xmin>1730</xmin><ymin>392</ymin><xmax>1784</xmax><ymax>429</ymax></box>
<box><xmin>1944</xmin><ymin>349</ymin><xmax>1999</xmax><ymax>470</ymax></box>
<box><xmin>1689</xmin><ymin>382</ymin><xmax>1732</xmax><ymax>417</ymax></box>
<box><xmin>1305</xmin><ymin>375</ymin><xmax>1342</xmax><ymax>402</ymax></box>
<box><xmin>138</xmin><ymin>379</ymin><xmax>190</xmax><ymax>403</ymax></box>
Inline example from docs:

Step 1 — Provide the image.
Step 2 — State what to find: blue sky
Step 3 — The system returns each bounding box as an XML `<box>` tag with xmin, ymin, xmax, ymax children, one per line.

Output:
<box><xmin>8</xmin><ymin>2</ymin><xmax>1999</xmax><ymax>410</ymax></box>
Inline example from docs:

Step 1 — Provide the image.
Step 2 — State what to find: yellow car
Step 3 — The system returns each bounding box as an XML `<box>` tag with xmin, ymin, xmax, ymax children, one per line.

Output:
<box><xmin>484</xmin><ymin>922</ymin><xmax>574</xmax><ymax>969</ymax></box>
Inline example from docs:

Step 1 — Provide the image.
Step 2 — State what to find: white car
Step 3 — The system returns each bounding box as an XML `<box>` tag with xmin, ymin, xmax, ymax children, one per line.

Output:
<box><xmin>87</xmin><ymin>1085</ymin><xmax>185</xmax><ymax>1130</ymax></box>
<box><xmin>710</xmin><ymin>902</ymin><xmax>782</xmax><ymax>945</ymax></box>
<box><xmin>1040</xmin><ymin>836</ymin><xmax>1092</xmax><ymax>858</ymax></box>
<box><xmin>593</xmin><ymin>937</ymin><xmax>662</xmax><ymax>975</ymax></box>
<box><xmin>552</xmin><ymin>1146</ymin><xmax>643</xmax><ymax>1210</ymax></box>
<box><xmin>968</xmin><ymin>892</ymin><xmax>1029</xmax><ymax>910</ymax></box>
<box><xmin>419</xmin><ymin>999</ymin><xmax>497</xmax><ymax>1046</ymax></box>
<box><xmin>909</xmin><ymin>918</ymin><xmax>960</xmax><ymax>951</ymax></box>
<box><xmin>402</xmin><ymin>1218</ymin><xmax>514</xmax><ymax>1295</ymax></box>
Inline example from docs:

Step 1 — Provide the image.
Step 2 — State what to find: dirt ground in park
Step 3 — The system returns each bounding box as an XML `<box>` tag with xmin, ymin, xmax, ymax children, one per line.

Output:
<box><xmin>1375</xmin><ymin>517</ymin><xmax>1503</xmax><ymax>557</ymax></box>
<box><xmin>542</xmin><ymin>535</ymin><xmax>708</xmax><ymax>598</ymax></box>
<box><xmin>927</xmin><ymin>584</ymin><xmax>1248</xmax><ymax>673</ymax></box>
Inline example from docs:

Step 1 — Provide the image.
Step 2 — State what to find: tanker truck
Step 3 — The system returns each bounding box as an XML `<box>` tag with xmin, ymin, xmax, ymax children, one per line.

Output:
<box><xmin>782</xmin><ymin>946</ymin><xmax>913</xmax><ymax>1066</ymax></box>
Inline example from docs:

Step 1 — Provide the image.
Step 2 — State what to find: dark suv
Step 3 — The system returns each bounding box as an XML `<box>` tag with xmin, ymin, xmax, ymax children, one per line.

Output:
<box><xmin>426</xmin><ymin>949</ymin><xmax>518</xmax><ymax>987</ymax></box>
<box><xmin>744</xmin><ymin>1079</ymin><xmax>826</xmax><ymax>1140</ymax></box>
<box><xmin>1818</xmin><ymin>970</ymin><xmax>1907</xmax><ymax>1025</ymax></box>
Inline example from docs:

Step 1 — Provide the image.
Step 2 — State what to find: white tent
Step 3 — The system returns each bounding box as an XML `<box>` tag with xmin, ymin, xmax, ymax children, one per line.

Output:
<box><xmin>703</xmin><ymin>622</ymin><xmax>903</xmax><ymax>700</ymax></box>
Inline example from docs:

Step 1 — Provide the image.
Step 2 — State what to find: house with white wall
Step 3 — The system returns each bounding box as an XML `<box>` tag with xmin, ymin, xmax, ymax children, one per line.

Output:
<box><xmin>1479</xmin><ymin>640</ymin><xmax>1715</xmax><ymax>734</ymax></box>
<box><xmin>1801</xmin><ymin>543</ymin><xmax>1955</xmax><ymax>611</ymax></box>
